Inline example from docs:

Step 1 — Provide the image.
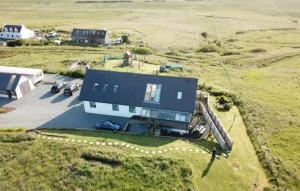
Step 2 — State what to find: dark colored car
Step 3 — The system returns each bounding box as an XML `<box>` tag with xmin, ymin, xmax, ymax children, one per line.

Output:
<box><xmin>64</xmin><ymin>83</ymin><xmax>79</xmax><ymax>96</ymax></box>
<box><xmin>95</xmin><ymin>120</ymin><xmax>121</xmax><ymax>131</ymax></box>
<box><xmin>51</xmin><ymin>82</ymin><xmax>65</xmax><ymax>93</ymax></box>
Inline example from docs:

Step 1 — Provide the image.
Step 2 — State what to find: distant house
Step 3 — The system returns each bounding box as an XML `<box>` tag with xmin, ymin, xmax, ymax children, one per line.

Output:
<box><xmin>0</xmin><ymin>66</ymin><xmax>44</xmax><ymax>99</ymax></box>
<box><xmin>71</xmin><ymin>28</ymin><xmax>109</xmax><ymax>45</ymax></box>
<box><xmin>0</xmin><ymin>24</ymin><xmax>35</xmax><ymax>40</ymax></box>
<box><xmin>79</xmin><ymin>69</ymin><xmax>198</xmax><ymax>131</ymax></box>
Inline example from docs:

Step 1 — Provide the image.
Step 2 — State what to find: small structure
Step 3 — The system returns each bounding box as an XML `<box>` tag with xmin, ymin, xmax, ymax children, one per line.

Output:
<box><xmin>112</xmin><ymin>37</ymin><xmax>123</xmax><ymax>45</ymax></box>
<box><xmin>123</xmin><ymin>51</ymin><xmax>133</xmax><ymax>66</ymax></box>
<box><xmin>0</xmin><ymin>73</ymin><xmax>33</xmax><ymax>99</ymax></box>
<box><xmin>0</xmin><ymin>24</ymin><xmax>35</xmax><ymax>40</ymax></box>
<box><xmin>79</xmin><ymin>69</ymin><xmax>198</xmax><ymax>133</ymax></box>
<box><xmin>0</xmin><ymin>66</ymin><xmax>44</xmax><ymax>84</ymax></box>
<box><xmin>71</xmin><ymin>28</ymin><xmax>109</xmax><ymax>45</ymax></box>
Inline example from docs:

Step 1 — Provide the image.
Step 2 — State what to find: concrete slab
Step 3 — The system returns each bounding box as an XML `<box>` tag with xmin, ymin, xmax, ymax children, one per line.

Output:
<box><xmin>0</xmin><ymin>74</ymin><xmax>128</xmax><ymax>130</ymax></box>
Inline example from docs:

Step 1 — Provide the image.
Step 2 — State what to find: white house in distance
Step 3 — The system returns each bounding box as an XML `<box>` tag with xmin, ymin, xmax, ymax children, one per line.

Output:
<box><xmin>0</xmin><ymin>24</ymin><xmax>35</xmax><ymax>40</ymax></box>
<box><xmin>79</xmin><ymin>69</ymin><xmax>198</xmax><ymax>132</ymax></box>
<box><xmin>0</xmin><ymin>66</ymin><xmax>44</xmax><ymax>99</ymax></box>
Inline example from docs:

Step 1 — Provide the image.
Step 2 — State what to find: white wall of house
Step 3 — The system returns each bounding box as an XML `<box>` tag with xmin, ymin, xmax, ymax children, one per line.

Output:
<box><xmin>104</xmin><ymin>31</ymin><xmax>110</xmax><ymax>44</ymax></box>
<box><xmin>20</xmin><ymin>26</ymin><xmax>35</xmax><ymax>39</ymax></box>
<box><xmin>83</xmin><ymin>101</ymin><xmax>143</xmax><ymax>118</ymax></box>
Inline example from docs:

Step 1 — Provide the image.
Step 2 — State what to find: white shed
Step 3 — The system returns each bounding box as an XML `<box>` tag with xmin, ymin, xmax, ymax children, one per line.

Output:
<box><xmin>0</xmin><ymin>66</ymin><xmax>44</xmax><ymax>84</ymax></box>
<box><xmin>0</xmin><ymin>66</ymin><xmax>44</xmax><ymax>99</ymax></box>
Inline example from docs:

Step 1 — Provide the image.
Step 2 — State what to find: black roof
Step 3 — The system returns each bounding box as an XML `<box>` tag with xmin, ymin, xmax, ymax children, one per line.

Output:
<box><xmin>79</xmin><ymin>69</ymin><xmax>198</xmax><ymax>113</ymax></box>
<box><xmin>3</xmin><ymin>25</ymin><xmax>22</xmax><ymax>32</ymax></box>
<box><xmin>0</xmin><ymin>73</ymin><xmax>21</xmax><ymax>91</ymax></box>
<box><xmin>71</xmin><ymin>28</ymin><xmax>107</xmax><ymax>39</ymax></box>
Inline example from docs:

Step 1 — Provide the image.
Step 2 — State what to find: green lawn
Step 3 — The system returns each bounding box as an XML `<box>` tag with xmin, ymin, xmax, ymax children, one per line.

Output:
<box><xmin>0</xmin><ymin>104</ymin><xmax>269</xmax><ymax>190</ymax></box>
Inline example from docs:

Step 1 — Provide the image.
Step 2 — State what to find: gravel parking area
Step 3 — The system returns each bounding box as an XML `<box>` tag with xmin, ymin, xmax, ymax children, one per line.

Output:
<box><xmin>0</xmin><ymin>74</ymin><xmax>128</xmax><ymax>130</ymax></box>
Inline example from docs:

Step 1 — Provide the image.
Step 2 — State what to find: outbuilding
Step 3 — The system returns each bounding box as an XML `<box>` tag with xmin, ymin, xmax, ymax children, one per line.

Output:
<box><xmin>71</xmin><ymin>28</ymin><xmax>110</xmax><ymax>45</ymax></box>
<box><xmin>0</xmin><ymin>66</ymin><xmax>44</xmax><ymax>99</ymax></box>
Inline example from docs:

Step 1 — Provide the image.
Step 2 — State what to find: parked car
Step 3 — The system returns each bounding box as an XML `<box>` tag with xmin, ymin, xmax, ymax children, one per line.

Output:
<box><xmin>64</xmin><ymin>83</ymin><xmax>79</xmax><ymax>96</ymax></box>
<box><xmin>95</xmin><ymin>120</ymin><xmax>121</xmax><ymax>131</ymax></box>
<box><xmin>51</xmin><ymin>82</ymin><xmax>65</xmax><ymax>93</ymax></box>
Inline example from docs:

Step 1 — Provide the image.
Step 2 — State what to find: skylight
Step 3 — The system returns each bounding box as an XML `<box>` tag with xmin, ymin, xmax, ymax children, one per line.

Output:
<box><xmin>103</xmin><ymin>84</ymin><xmax>109</xmax><ymax>92</ymax></box>
<box><xmin>177</xmin><ymin>92</ymin><xmax>182</xmax><ymax>100</ymax></box>
<box><xmin>144</xmin><ymin>83</ymin><xmax>162</xmax><ymax>103</ymax></box>
<box><xmin>113</xmin><ymin>85</ymin><xmax>119</xmax><ymax>93</ymax></box>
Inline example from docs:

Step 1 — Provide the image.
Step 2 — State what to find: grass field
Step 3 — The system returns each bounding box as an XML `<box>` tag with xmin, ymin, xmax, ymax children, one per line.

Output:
<box><xmin>0</xmin><ymin>0</ymin><xmax>300</xmax><ymax>190</ymax></box>
<box><xmin>0</xmin><ymin>104</ymin><xmax>269</xmax><ymax>191</ymax></box>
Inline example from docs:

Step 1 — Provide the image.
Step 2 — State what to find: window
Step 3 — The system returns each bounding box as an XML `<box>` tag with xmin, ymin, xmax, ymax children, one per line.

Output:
<box><xmin>175</xmin><ymin>113</ymin><xmax>187</xmax><ymax>122</ymax></box>
<box><xmin>144</xmin><ymin>83</ymin><xmax>162</xmax><ymax>103</ymax></box>
<box><xmin>113</xmin><ymin>85</ymin><xmax>119</xmax><ymax>93</ymax></box>
<box><xmin>103</xmin><ymin>84</ymin><xmax>108</xmax><ymax>92</ymax></box>
<box><xmin>177</xmin><ymin>91</ymin><xmax>182</xmax><ymax>100</ymax></box>
<box><xmin>89</xmin><ymin>101</ymin><xmax>96</xmax><ymax>108</ymax></box>
<box><xmin>129</xmin><ymin>106</ymin><xmax>136</xmax><ymax>113</ymax></box>
<box><xmin>112</xmin><ymin>104</ymin><xmax>119</xmax><ymax>111</ymax></box>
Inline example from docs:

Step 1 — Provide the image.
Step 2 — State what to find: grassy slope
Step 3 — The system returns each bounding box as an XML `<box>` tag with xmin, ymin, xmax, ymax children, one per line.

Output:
<box><xmin>0</xmin><ymin>103</ymin><xmax>269</xmax><ymax>191</ymax></box>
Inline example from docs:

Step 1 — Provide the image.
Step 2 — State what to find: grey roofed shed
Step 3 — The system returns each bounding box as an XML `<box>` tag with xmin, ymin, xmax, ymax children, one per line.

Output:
<box><xmin>79</xmin><ymin>69</ymin><xmax>198</xmax><ymax>113</ymax></box>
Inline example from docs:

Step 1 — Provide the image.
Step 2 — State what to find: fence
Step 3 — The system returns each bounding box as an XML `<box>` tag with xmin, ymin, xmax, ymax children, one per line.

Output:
<box><xmin>199</xmin><ymin>93</ymin><xmax>233</xmax><ymax>151</ymax></box>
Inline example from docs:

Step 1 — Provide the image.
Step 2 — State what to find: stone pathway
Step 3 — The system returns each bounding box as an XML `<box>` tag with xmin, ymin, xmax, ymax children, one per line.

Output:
<box><xmin>36</xmin><ymin>134</ymin><xmax>208</xmax><ymax>155</ymax></box>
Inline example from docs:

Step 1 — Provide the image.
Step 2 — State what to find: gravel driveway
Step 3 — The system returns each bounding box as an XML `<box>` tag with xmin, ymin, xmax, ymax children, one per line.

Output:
<box><xmin>0</xmin><ymin>74</ymin><xmax>128</xmax><ymax>129</ymax></box>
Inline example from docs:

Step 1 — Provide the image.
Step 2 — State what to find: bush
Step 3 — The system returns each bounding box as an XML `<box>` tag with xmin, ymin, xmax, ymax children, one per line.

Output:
<box><xmin>81</xmin><ymin>151</ymin><xmax>124</xmax><ymax>166</ymax></box>
<box><xmin>165</xmin><ymin>51</ymin><xmax>180</xmax><ymax>56</ymax></box>
<box><xmin>235</xmin><ymin>31</ymin><xmax>245</xmax><ymax>34</ymax></box>
<box><xmin>0</xmin><ymin>133</ymin><xmax>34</xmax><ymax>143</ymax></box>
<box><xmin>197</xmin><ymin>44</ymin><xmax>220</xmax><ymax>53</ymax></box>
<box><xmin>131</xmin><ymin>46</ymin><xmax>153</xmax><ymax>55</ymax></box>
<box><xmin>215</xmin><ymin>95</ymin><xmax>233</xmax><ymax>111</ymax></box>
<box><xmin>61</xmin><ymin>69</ymin><xmax>84</xmax><ymax>78</ymax></box>
<box><xmin>201</xmin><ymin>32</ymin><xmax>208</xmax><ymax>38</ymax></box>
<box><xmin>121</xmin><ymin>35</ymin><xmax>129</xmax><ymax>43</ymax></box>
<box><xmin>250</xmin><ymin>48</ymin><xmax>266</xmax><ymax>53</ymax></box>
<box><xmin>6</xmin><ymin>39</ymin><xmax>23</xmax><ymax>47</ymax></box>
<box><xmin>222</xmin><ymin>51</ymin><xmax>240</xmax><ymax>56</ymax></box>
<box><xmin>198</xmin><ymin>83</ymin><xmax>241</xmax><ymax>106</ymax></box>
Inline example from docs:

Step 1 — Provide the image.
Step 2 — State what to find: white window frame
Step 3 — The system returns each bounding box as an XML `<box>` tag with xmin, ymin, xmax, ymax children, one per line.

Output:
<box><xmin>89</xmin><ymin>101</ymin><xmax>96</xmax><ymax>108</ymax></box>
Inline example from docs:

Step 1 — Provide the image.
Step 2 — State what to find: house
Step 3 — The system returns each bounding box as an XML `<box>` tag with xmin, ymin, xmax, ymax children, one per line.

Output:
<box><xmin>79</xmin><ymin>69</ymin><xmax>198</xmax><ymax>132</ymax></box>
<box><xmin>0</xmin><ymin>66</ymin><xmax>44</xmax><ymax>99</ymax></box>
<box><xmin>71</xmin><ymin>28</ymin><xmax>109</xmax><ymax>45</ymax></box>
<box><xmin>0</xmin><ymin>24</ymin><xmax>35</xmax><ymax>40</ymax></box>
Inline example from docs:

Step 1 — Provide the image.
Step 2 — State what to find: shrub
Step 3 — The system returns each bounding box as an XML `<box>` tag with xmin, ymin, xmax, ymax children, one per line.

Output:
<box><xmin>6</xmin><ymin>40</ymin><xmax>23</xmax><ymax>47</ymax></box>
<box><xmin>121</xmin><ymin>34</ymin><xmax>129</xmax><ymax>43</ymax></box>
<box><xmin>235</xmin><ymin>31</ymin><xmax>245</xmax><ymax>34</ymax></box>
<box><xmin>0</xmin><ymin>133</ymin><xmax>34</xmax><ymax>143</ymax></box>
<box><xmin>222</xmin><ymin>51</ymin><xmax>240</xmax><ymax>56</ymax></box>
<box><xmin>250</xmin><ymin>48</ymin><xmax>266</xmax><ymax>53</ymax></box>
<box><xmin>201</xmin><ymin>32</ymin><xmax>208</xmax><ymax>38</ymax></box>
<box><xmin>215</xmin><ymin>95</ymin><xmax>233</xmax><ymax>111</ymax></box>
<box><xmin>61</xmin><ymin>69</ymin><xmax>84</xmax><ymax>78</ymax></box>
<box><xmin>197</xmin><ymin>44</ymin><xmax>220</xmax><ymax>53</ymax></box>
<box><xmin>198</xmin><ymin>83</ymin><xmax>241</xmax><ymax>106</ymax></box>
<box><xmin>81</xmin><ymin>151</ymin><xmax>123</xmax><ymax>166</ymax></box>
<box><xmin>165</xmin><ymin>51</ymin><xmax>180</xmax><ymax>56</ymax></box>
<box><xmin>131</xmin><ymin>46</ymin><xmax>153</xmax><ymax>55</ymax></box>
